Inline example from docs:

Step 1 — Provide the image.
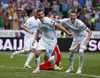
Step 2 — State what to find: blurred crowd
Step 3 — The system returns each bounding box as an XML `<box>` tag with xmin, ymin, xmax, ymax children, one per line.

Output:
<box><xmin>0</xmin><ymin>0</ymin><xmax>100</xmax><ymax>31</ymax></box>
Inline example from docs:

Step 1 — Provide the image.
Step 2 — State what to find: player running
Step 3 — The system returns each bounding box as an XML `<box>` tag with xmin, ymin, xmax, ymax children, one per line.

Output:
<box><xmin>10</xmin><ymin>9</ymin><xmax>40</xmax><ymax>68</ymax></box>
<box><xmin>32</xmin><ymin>9</ymin><xmax>73</xmax><ymax>73</ymax></box>
<box><xmin>54</xmin><ymin>11</ymin><xmax>92</xmax><ymax>74</ymax></box>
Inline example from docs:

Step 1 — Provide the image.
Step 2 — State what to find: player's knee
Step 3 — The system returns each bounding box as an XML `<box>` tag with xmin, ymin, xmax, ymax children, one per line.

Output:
<box><xmin>31</xmin><ymin>48</ymin><xmax>36</xmax><ymax>53</ymax></box>
<box><xmin>69</xmin><ymin>52</ymin><xmax>74</xmax><ymax>58</ymax></box>
<box><xmin>24</xmin><ymin>51</ymin><xmax>29</xmax><ymax>54</ymax></box>
<box><xmin>44</xmin><ymin>55</ymin><xmax>49</xmax><ymax>61</ymax></box>
<box><xmin>35</xmin><ymin>51</ymin><xmax>40</xmax><ymax>58</ymax></box>
<box><xmin>79</xmin><ymin>49</ymin><xmax>84</xmax><ymax>58</ymax></box>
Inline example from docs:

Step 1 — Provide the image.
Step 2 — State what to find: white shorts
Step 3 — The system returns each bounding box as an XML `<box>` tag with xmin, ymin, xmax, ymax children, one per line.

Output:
<box><xmin>36</xmin><ymin>38</ymin><xmax>57</xmax><ymax>57</ymax></box>
<box><xmin>24</xmin><ymin>39</ymin><xmax>37</xmax><ymax>51</ymax></box>
<box><xmin>69</xmin><ymin>37</ymin><xmax>87</xmax><ymax>52</ymax></box>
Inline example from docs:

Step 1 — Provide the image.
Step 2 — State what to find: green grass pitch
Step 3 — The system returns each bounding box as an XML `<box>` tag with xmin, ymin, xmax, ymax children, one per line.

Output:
<box><xmin>0</xmin><ymin>51</ymin><xmax>100</xmax><ymax>78</ymax></box>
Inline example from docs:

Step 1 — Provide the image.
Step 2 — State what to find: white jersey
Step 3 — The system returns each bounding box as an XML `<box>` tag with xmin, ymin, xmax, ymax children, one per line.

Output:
<box><xmin>60</xmin><ymin>18</ymin><xmax>88</xmax><ymax>41</ymax></box>
<box><xmin>24</xmin><ymin>16</ymin><xmax>40</xmax><ymax>40</ymax></box>
<box><xmin>38</xmin><ymin>17</ymin><xmax>57</xmax><ymax>41</ymax></box>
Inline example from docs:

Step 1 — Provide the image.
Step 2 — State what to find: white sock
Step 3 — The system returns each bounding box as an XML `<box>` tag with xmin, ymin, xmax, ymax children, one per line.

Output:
<box><xmin>14</xmin><ymin>50</ymin><xmax>24</xmax><ymax>55</ymax></box>
<box><xmin>48</xmin><ymin>56</ymin><xmax>55</xmax><ymax>61</ymax></box>
<box><xmin>35</xmin><ymin>57</ymin><xmax>40</xmax><ymax>70</ymax></box>
<box><xmin>69</xmin><ymin>52</ymin><xmax>74</xmax><ymax>68</ymax></box>
<box><xmin>25</xmin><ymin>52</ymin><xmax>34</xmax><ymax>65</ymax></box>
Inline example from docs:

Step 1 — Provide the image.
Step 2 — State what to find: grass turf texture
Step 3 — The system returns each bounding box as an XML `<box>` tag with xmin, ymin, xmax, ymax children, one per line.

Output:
<box><xmin>0</xmin><ymin>51</ymin><xmax>100</xmax><ymax>78</ymax></box>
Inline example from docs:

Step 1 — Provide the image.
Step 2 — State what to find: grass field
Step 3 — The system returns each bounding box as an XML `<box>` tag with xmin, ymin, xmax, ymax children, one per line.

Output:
<box><xmin>0</xmin><ymin>51</ymin><xmax>100</xmax><ymax>78</ymax></box>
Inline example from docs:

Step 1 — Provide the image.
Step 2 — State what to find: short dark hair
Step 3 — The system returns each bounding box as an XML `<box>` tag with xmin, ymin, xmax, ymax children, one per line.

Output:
<box><xmin>70</xmin><ymin>10</ymin><xmax>77</xmax><ymax>14</ymax></box>
<box><xmin>37</xmin><ymin>9</ymin><xmax>44</xmax><ymax>14</ymax></box>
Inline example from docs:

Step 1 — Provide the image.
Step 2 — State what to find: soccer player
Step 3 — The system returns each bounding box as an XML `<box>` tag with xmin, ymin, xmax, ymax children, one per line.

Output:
<box><xmin>54</xmin><ymin>11</ymin><xmax>92</xmax><ymax>74</ymax></box>
<box><xmin>40</xmin><ymin>44</ymin><xmax>61</xmax><ymax>70</ymax></box>
<box><xmin>10</xmin><ymin>9</ymin><xmax>40</xmax><ymax>68</ymax></box>
<box><xmin>32</xmin><ymin>9</ymin><xmax>73</xmax><ymax>73</ymax></box>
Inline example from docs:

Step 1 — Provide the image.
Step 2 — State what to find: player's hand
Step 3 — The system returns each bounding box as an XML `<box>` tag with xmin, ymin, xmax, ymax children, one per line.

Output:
<box><xmin>84</xmin><ymin>40</ymin><xmax>89</xmax><ymax>45</ymax></box>
<box><xmin>68</xmin><ymin>32</ymin><xmax>74</xmax><ymax>36</ymax></box>
<box><xmin>30</xmin><ymin>31</ymin><xmax>34</xmax><ymax>34</ymax></box>
<box><xmin>32</xmin><ymin>40</ymin><xmax>35</xmax><ymax>46</ymax></box>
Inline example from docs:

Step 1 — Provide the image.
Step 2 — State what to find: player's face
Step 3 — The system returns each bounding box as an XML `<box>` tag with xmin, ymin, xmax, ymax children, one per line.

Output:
<box><xmin>37</xmin><ymin>11</ymin><xmax>44</xmax><ymax>21</ymax></box>
<box><xmin>70</xmin><ymin>13</ymin><xmax>77</xmax><ymax>24</ymax></box>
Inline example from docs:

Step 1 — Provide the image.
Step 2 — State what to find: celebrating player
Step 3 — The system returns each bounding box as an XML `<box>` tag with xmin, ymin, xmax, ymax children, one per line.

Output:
<box><xmin>32</xmin><ymin>9</ymin><xmax>73</xmax><ymax>73</ymax></box>
<box><xmin>54</xmin><ymin>11</ymin><xmax>92</xmax><ymax>74</ymax></box>
<box><xmin>10</xmin><ymin>9</ymin><xmax>40</xmax><ymax>68</ymax></box>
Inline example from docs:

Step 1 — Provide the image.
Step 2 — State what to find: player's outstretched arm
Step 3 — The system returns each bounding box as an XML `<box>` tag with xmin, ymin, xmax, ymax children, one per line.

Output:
<box><xmin>55</xmin><ymin>23</ymin><xmax>73</xmax><ymax>36</ymax></box>
<box><xmin>32</xmin><ymin>29</ymin><xmax>40</xmax><ymax>46</ymax></box>
<box><xmin>84</xmin><ymin>28</ymin><xmax>92</xmax><ymax>45</ymax></box>
<box><xmin>23</xmin><ymin>25</ymin><xmax>34</xmax><ymax>34</ymax></box>
<box><xmin>51</xmin><ymin>18</ymin><xmax>60</xmax><ymax>23</ymax></box>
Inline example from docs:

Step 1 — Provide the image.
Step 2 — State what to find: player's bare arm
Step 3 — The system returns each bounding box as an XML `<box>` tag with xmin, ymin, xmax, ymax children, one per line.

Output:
<box><xmin>51</xmin><ymin>18</ymin><xmax>61</xmax><ymax>23</ymax></box>
<box><xmin>55</xmin><ymin>23</ymin><xmax>73</xmax><ymax>36</ymax></box>
<box><xmin>32</xmin><ymin>29</ymin><xmax>40</xmax><ymax>46</ymax></box>
<box><xmin>23</xmin><ymin>25</ymin><xmax>34</xmax><ymax>34</ymax></box>
<box><xmin>84</xmin><ymin>28</ymin><xmax>92</xmax><ymax>45</ymax></box>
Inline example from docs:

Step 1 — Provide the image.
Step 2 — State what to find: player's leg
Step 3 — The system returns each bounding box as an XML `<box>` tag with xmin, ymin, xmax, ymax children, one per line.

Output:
<box><xmin>10</xmin><ymin>49</ymin><xmax>25</xmax><ymax>59</ymax></box>
<box><xmin>24</xmin><ymin>41</ymin><xmax>37</xmax><ymax>68</ymax></box>
<box><xmin>24</xmin><ymin>52</ymin><xmax>34</xmax><ymax>68</ymax></box>
<box><xmin>76</xmin><ymin>36</ymin><xmax>87</xmax><ymax>74</ymax></box>
<box><xmin>76</xmin><ymin>48</ymin><xmax>84</xmax><ymax>74</ymax></box>
<box><xmin>10</xmin><ymin>40</ymin><xmax>30</xmax><ymax>59</ymax></box>
<box><xmin>65</xmin><ymin>51</ymin><xmax>74</xmax><ymax>73</ymax></box>
<box><xmin>76</xmin><ymin>43</ymin><xmax>87</xmax><ymax>74</ymax></box>
<box><xmin>45</xmin><ymin>39</ymin><xmax>57</xmax><ymax>68</ymax></box>
<box><xmin>32</xmin><ymin>50</ymin><xmax>42</xmax><ymax>73</ymax></box>
<box><xmin>40</xmin><ymin>61</ymin><xmax>53</xmax><ymax>70</ymax></box>
<box><xmin>66</xmin><ymin>41</ymin><xmax>79</xmax><ymax>73</ymax></box>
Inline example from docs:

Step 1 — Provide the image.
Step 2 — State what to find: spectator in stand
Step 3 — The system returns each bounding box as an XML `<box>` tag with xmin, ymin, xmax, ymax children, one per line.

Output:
<box><xmin>51</xmin><ymin>11</ymin><xmax>59</xmax><ymax>19</ymax></box>
<box><xmin>84</xmin><ymin>18</ymin><xmax>90</xmax><ymax>28</ymax></box>
<box><xmin>61</xmin><ymin>0</ymin><xmax>68</xmax><ymax>18</ymax></box>
<box><xmin>78</xmin><ymin>0</ymin><xmax>84</xmax><ymax>8</ymax></box>
<box><xmin>85</xmin><ymin>0</ymin><xmax>93</xmax><ymax>11</ymax></box>
<box><xmin>96</xmin><ymin>18</ymin><xmax>100</xmax><ymax>31</ymax></box>
<box><xmin>67</xmin><ymin>5</ymin><xmax>72</xmax><ymax>18</ymax></box>
<box><xmin>92</xmin><ymin>0</ymin><xmax>98</xmax><ymax>7</ymax></box>
<box><xmin>79</xmin><ymin>9</ymin><xmax>86</xmax><ymax>22</ymax></box>
<box><xmin>47</xmin><ymin>11</ymin><xmax>52</xmax><ymax>17</ymax></box>
<box><xmin>89</xmin><ymin>14</ymin><xmax>96</xmax><ymax>31</ymax></box>
<box><xmin>93</xmin><ymin>7</ymin><xmax>100</xmax><ymax>20</ymax></box>
<box><xmin>83</xmin><ymin>4</ymin><xmax>87</xmax><ymax>14</ymax></box>
<box><xmin>13</xmin><ymin>9</ymin><xmax>19</xmax><ymax>30</ymax></box>
<box><xmin>15</xmin><ymin>32</ymin><xmax>20</xmax><ymax>37</ymax></box>
<box><xmin>0</xmin><ymin>0</ymin><xmax>5</xmax><ymax>10</ymax></box>
<box><xmin>85</xmin><ymin>10</ymin><xmax>92</xmax><ymax>20</ymax></box>
<box><xmin>0</xmin><ymin>12</ymin><xmax>6</xmax><ymax>30</ymax></box>
<box><xmin>24</xmin><ymin>13</ymin><xmax>29</xmax><ymax>21</ymax></box>
<box><xmin>44</xmin><ymin>0</ymin><xmax>51</xmax><ymax>16</ymax></box>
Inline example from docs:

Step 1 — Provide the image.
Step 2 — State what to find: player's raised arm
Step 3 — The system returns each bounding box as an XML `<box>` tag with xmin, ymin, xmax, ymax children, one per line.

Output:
<box><xmin>23</xmin><ymin>25</ymin><xmax>34</xmax><ymax>34</ymax></box>
<box><xmin>55</xmin><ymin>23</ymin><xmax>73</xmax><ymax>36</ymax></box>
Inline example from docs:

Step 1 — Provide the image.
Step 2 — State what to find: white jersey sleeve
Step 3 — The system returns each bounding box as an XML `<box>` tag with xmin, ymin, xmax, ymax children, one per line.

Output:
<box><xmin>24</xmin><ymin>18</ymin><xmax>30</xmax><ymax>27</ymax></box>
<box><xmin>77</xmin><ymin>19</ymin><xmax>88</xmax><ymax>30</ymax></box>
<box><xmin>46</xmin><ymin>17</ymin><xmax>57</xmax><ymax>26</ymax></box>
